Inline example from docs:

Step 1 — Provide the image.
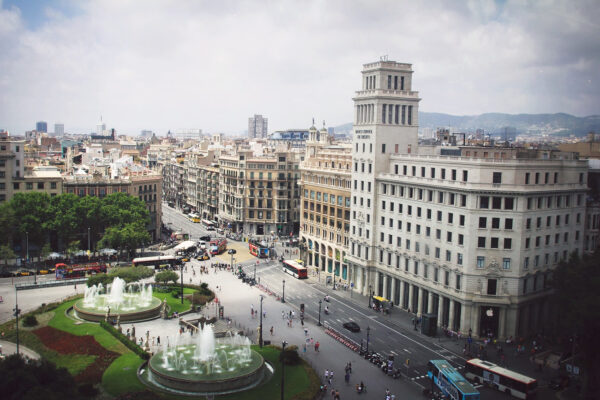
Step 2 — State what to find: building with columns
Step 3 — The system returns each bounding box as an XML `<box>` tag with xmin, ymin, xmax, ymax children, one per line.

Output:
<box><xmin>345</xmin><ymin>59</ymin><xmax>589</xmax><ymax>339</ymax></box>
<box><xmin>299</xmin><ymin>124</ymin><xmax>352</xmax><ymax>285</ymax></box>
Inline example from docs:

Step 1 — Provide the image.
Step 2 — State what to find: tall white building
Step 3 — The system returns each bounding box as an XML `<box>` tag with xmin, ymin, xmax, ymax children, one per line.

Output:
<box><xmin>346</xmin><ymin>60</ymin><xmax>588</xmax><ymax>339</ymax></box>
<box><xmin>54</xmin><ymin>123</ymin><xmax>64</xmax><ymax>136</ymax></box>
<box><xmin>248</xmin><ymin>114</ymin><xmax>268</xmax><ymax>139</ymax></box>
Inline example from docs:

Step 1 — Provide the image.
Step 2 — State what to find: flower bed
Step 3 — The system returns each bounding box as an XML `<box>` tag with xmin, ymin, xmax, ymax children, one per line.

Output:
<box><xmin>33</xmin><ymin>326</ymin><xmax>119</xmax><ymax>383</ymax></box>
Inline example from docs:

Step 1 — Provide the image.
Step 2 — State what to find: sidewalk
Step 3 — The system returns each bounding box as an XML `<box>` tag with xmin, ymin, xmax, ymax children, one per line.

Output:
<box><xmin>290</xmin><ymin>253</ymin><xmax>563</xmax><ymax>397</ymax></box>
<box><xmin>132</xmin><ymin>259</ymin><xmax>423</xmax><ymax>400</ymax></box>
<box><xmin>0</xmin><ymin>339</ymin><xmax>40</xmax><ymax>360</ymax></box>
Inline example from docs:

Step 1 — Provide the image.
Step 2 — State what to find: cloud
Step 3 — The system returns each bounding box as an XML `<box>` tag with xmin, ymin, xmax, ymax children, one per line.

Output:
<box><xmin>0</xmin><ymin>0</ymin><xmax>598</xmax><ymax>135</ymax></box>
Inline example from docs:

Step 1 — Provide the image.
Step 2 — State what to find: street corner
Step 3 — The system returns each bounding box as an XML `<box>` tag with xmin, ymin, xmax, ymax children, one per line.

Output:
<box><xmin>213</xmin><ymin>241</ymin><xmax>256</xmax><ymax>263</ymax></box>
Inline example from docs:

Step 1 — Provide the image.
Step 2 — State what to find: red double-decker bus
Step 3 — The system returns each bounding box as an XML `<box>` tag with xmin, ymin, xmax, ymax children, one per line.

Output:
<box><xmin>209</xmin><ymin>238</ymin><xmax>227</xmax><ymax>255</ymax></box>
<box><xmin>55</xmin><ymin>262</ymin><xmax>107</xmax><ymax>280</ymax></box>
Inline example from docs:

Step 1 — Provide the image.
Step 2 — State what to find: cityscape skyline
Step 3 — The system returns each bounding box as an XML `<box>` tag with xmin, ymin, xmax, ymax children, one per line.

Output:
<box><xmin>1</xmin><ymin>1</ymin><xmax>599</xmax><ymax>136</ymax></box>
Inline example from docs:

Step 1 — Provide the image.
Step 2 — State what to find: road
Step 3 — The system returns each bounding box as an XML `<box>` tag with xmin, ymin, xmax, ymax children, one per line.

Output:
<box><xmin>161</xmin><ymin>203</ymin><xmax>517</xmax><ymax>399</ymax></box>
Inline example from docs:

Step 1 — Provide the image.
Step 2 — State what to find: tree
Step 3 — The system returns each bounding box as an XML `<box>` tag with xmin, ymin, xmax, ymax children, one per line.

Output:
<box><xmin>65</xmin><ymin>240</ymin><xmax>81</xmax><ymax>259</ymax></box>
<box><xmin>98</xmin><ymin>222</ymin><xmax>150</xmax><ymax>258</ymax></box>
<box><xmin>9</xmin><ymin>192</ymin><xmax>51</xmax><ymax>251</ymax></box>
<box><xmin>0</xmin><ymin>203</ymin><xmax>16</xmax><ymax>245</ymax></box>
<box><xmin>0</xmin><ymin>244</ymin><xmax>16</xmax><ymax>267</ymax></box>
<box><xmin>40</xmin><ymin>243</ymin><xmax>52</xmax><ymax>261</ymax></box>
<box><xmin>551</xmin><ymin>250</ymin><xmax>600</xmax><ymax>399</ymax></box>
<box><xmin>100</xmin><ymin>192</ymin><xmax>150</xmax><ymax>229</ymax></box>
<box><xmin>0</xmin><ymin>354</ymin><xmax>84</xmax><ymax>400</ymax></box>
<box><xmin>155</xmin><ymin>270</ymin><xmax>179</xmax><ymax>285</ymax></box>
<box><xmin>46</xmin><ymin>193</ymin><xmax>80</xmax><ymax>247</ymax></box>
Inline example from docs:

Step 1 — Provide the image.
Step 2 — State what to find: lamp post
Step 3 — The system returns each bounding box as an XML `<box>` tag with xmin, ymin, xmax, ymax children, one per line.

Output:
<box><xmin>180</xmin><ymin>261</ymin><xmax>184</xmax><ymax>304</ymax></box>
<box><xmin>317</xmin><ymin>300</ymin><xmax>322</xmax><ymax>326</ymax></box>
<box><xmin>281</xmin><ymin>340</ymin><xmax>288</xmax><ymax>400</ymax></box>
<box><xmin>259</xmin><ymin>295</ymin><xmax>264</xmax><ymax>348</ymax></box>
<box><xmin>366</xmin><ymin>326</ymin><xmax>371</xmax><ymax>353</ymax></box>
<box><xmin>368</xmin><ymin>284</ymin><xmax>372</xmax><ymax>308</ymax></box>
<box><xmin>14</xmin><ymin>287</ymin><xmax>20</xmax><ymax>355</ymax></box>
<box><xmin>88</xmin><ymin>227</ymin><xmax>91</xmax><ymax>253</ymax></box>
<box><xmin>282</xmin><ymin>279</ymin><xmax>285</xmax><ymax>303</ymax></box>
<box><xmin>254</xmin><ymin>264</ymin><xmax>256</xmax><ymax>280</ymax></box>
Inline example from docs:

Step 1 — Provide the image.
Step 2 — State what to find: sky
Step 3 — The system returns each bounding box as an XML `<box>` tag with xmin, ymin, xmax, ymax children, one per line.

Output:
<box><xmin>0</xmin><ymin>0</ymin><xmax>599</xmax><ymax>136</ymax></box>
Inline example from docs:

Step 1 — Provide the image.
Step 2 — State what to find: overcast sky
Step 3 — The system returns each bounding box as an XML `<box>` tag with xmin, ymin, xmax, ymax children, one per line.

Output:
<box><xmin>0</xmin><ymin>0</ymin><xmax>598</xmax><ymax>136</ymax></box>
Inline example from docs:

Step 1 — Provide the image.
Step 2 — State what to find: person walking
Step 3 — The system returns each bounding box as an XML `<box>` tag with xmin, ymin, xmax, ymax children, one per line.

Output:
<box><xmin>270</xmin><ymin>326</ymin><xmax>274</xmax><ymax>336</ymax></box>
<box><xmin>315</xmin><ymin>341</ymin><xmax>320</xmax><ymax>352</ymax></box>
<box><xmin>324</xmin><ymin>369</ymin><xmax>329</xmax><ymax>381</ymax></box>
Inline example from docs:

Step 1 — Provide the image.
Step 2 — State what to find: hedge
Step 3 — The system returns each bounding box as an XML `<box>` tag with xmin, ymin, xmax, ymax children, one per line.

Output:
<box><xmin>99</xmin><ymin>321</ymin><xmax>150</xmax><ymax>360</ymax></box>
<box><xmin>87</xmin><ymin>265</ymin><xmax>155</xmax><ymax>287</ymax></box>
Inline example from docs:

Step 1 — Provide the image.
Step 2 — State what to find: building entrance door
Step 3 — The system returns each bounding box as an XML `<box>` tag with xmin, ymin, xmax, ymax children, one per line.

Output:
<box><xmin>479</xmin><ymin>306</ymin><xmax>500</xmax><ymax>338</ymax></box>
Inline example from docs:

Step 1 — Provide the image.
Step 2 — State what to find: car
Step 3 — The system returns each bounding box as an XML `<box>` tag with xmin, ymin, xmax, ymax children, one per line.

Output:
<box><xmin>343</xmin><ymin>321</ymin><xmax>361</xmax><ymax>333</ymax></box>
<box><xmin>182</xmin><ymin>257</ymin><xmax>190</xmax><ymax>262</ymax></box>
<box><xmin>39</xmin><ymin>269</ymin><xmax>49</xmax><ymax>275</ymax></box>
<box><xmin>196</xmin><ymin>254</ymin><xmax>209</xmax><ymax>261</ymax></box>
<box><xmin>199</xmin><ymin>235</ymin><xmax>211</xmax><ymax>242</ymax></box>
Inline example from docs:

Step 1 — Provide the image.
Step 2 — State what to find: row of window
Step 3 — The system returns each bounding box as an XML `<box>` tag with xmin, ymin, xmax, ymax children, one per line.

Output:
<box><xmin>524</xmin><ymin>231</ymin><xmax>580</xmax><ymax>248</ymax></box>
<box><xmin>304</xmin><ymin>190</ymin><xmax>351</xmax><ymax>206</ymax></box>
<box><xmin>525</xmin><ymin>213</ymin><xmax>581</xmax><ymax>229</ymax></box>
<box><xmin>393</xmin><ymin>165</ymin><xmax>469</xmax><ymax>182</ymax></box>
<box><xmin>525</xmin><ymin>194</ymin><xmax>582</xmax><ymax>210</ymax></box>
<box><xmin>379</xmin><ymin>185</ymin><xmax>469</xmax><ymax>208</ymax></box>
<box><xmin>523</xmin><ymin>171</ymin><xmax>585</xmax><ymax>185</ymax></box>
<box><xmin>0</xmin><ymin>181</ymin><xmax>58</xmax><ymax>191</ymax></box>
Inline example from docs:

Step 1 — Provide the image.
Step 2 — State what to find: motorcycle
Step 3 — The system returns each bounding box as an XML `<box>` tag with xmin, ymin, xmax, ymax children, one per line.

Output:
<box><xmin>324</xmin><ymin>296</ymin><xmax>330</xmax><ymax>302</ymax></box>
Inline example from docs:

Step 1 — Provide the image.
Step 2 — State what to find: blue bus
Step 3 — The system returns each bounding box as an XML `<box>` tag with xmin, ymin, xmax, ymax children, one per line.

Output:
<box><xmin>427</xmin><ymin>360</ymin><xmax>480</xmax><ymax>400</ymax></box>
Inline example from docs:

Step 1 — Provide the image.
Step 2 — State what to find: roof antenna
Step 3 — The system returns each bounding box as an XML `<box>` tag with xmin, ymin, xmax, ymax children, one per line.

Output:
<box><xmin>323</xmin><ymin>120</ymin><xmax>326</xmax><ymax>128</ymax></box>
<box><xmin>312</xmin><ymin>117</ymin><xmax>315</xmax><ymax>126</ymax></box>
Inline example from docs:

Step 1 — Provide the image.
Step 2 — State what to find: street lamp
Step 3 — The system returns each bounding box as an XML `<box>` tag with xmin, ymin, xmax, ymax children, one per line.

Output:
<box><xmin>259</xmin><ymin>295</ymin><xmax>265</xmax><ymax>348</ymax></box>
<box><xmin>317</xmin><ymin>299</ymin><xmax>322</xmax><ymax>326</ymax></box>
<box><xmin>281</xmin><ymin>340</ymin><xmax>288</xmax><ymax>400</ymax></box>
<box><xmin>282</xmin><ymin>279</ymin><xmax>285</xmax><ymax>303</ymax></box>
<box><xmin>88</xmin><ymin>227</ymin><xmax>91</xmax><ymax>253</ymax></box>
<box><xmin>366</xmin><ymin>326</ymin><xmax>371</xmax><ymax>353</ymax></box>
<box><xmin>180</xmin><ymin>261</ymin><xmax>184</xmax><ymax>304</ymax></box>
<box><xmin>14</xmin><ymin>287</ymin><xmax>20</xmax><ymax>355</ymax></box>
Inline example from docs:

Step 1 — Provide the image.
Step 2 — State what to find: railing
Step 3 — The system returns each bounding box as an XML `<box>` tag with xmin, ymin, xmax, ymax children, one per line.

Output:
<box><xmin>323</xmin><ymin>322</ymin><xmax>360</xmax><ymax>352</ymax></box>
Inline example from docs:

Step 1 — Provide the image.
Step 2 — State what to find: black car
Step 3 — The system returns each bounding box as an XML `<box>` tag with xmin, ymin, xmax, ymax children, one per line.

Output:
<box><xmin>199</xmin><ymin>235</ymin><xmax>212</xmax><ymax>242</ymax></box>
<box><xmin>343</xmin><ymin>321</ymin><xmax>361</xmax><ymax>333</ymax></box>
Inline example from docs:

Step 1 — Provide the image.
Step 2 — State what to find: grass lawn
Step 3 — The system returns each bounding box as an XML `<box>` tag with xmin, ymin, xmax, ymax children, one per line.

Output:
<box><xmin>48</xmin><ymin>299</ymin><xmax>129</xmax><ymax>354</ymax></box>
<box><xmin>53</xmin><ymin>353</ymin><xmax>97</xmax><ymax>375</ymax></box>
<box><xmin>102</xmin><ymin>352</ymin><xmax>146</xmax><ymax>396</ymax></box>
<box><xmin>152</xmin><ymin>289</ymin><xmax>195</xmax><ymax>314</ymax></box>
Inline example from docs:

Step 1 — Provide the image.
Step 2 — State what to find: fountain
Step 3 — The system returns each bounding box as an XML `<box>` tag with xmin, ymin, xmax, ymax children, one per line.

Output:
<box><xmin>143</xmin><ymin>325</ymin><xmax>269</xmax><ymax>395</ymax></box>
<box><xmin>73</xmin><ymin>277</ymin><xmax>162</xmax><ymax>322</ymax></box>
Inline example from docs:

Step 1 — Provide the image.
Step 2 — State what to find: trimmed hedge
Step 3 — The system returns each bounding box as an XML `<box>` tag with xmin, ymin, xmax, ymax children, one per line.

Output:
<box><xmin>87</xmin><ymin>265</ymin><xmax>155</xmax><ymax>287</ymax></box>
<box><xmin>99</xmin><ymin>321</ymin><xmax>149</xmax><ymax>360</ymax></box>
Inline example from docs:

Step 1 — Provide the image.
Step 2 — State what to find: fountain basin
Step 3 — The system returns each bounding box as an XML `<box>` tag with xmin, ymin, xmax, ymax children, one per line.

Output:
<box><xmin>73</xmin><ymin>296</ymin><xmax>163</xmax><ymax>322</ymax></box>
<box><xmin>148</xmin><ymin>344</ymin><xmax>266</xmax><ymax>394</ymax></box>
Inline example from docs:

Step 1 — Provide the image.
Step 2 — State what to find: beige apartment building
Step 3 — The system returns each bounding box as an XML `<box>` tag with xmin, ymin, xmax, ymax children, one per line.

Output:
<box><xmin>218</xmin><ymin>149</ymin><xmax>301</xmax><ymax>237</ymax></box>
<box><xmin>299</xmin><ymin>125</ymin><xmax>353</xmax><ymax>284</ymax></box>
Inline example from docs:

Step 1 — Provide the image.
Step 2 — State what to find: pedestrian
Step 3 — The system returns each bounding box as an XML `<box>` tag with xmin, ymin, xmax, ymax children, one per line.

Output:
<box><xmin>330</xmin><ymin>370</ymin><xmax>334</xmax><ymax>381</ymax></box>
<box><xmin>303</xmin><ymin>343</ymin><xmax>307</xmax><ymax>353</ymax></box>
<box><xmin>263</xmin><ymin>310</ymin><xmax>266</xmax><ymax>319</ymax></box>
<box><xmin>157</xmin><ymin>336</ymin><xmax>160</xmax><ymax>345</ymax></box>
<box><xmin>315</xmin><ymin>341</ymin><xmax>320</xmax><ymax>352</ymax></box>
<box><xmin>325</xmin><ymin>369</ymin><xmax>329</xmax><ymax>381</ymax></box>
<box><xmin>304</xmin><ymin>328</ymin><xmax>308</xmax><ymax>336</ymax></box>
<box><xmin>270</xmin><ymin>326</ymin><xmax>274</xmax><ymax>336</ymax></box>
<box><xmin>301</xmin><ymin>318</ymin><xmax>304</xmax><ymax>327</ymax></box>
<box><xmin>282</xmin><ymin>310</ymin><xmax>285</xmax><ymax>319</ymax></box>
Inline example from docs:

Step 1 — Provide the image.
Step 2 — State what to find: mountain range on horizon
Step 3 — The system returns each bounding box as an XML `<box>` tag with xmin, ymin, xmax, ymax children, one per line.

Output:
<box><xmin>333</xmin><ymin>112</ymin><xmax>600</xmax><ymax>137</ymax></box>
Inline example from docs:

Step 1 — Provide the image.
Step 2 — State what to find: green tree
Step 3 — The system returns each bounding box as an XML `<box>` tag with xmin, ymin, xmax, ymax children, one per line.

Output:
<box><xmin>98</xmin><ymin>222</ymin><xmax>150</xmax><ymax>258</ymax></box>
<box><xmin>40</xmin><ymin>243</ymin><xmax>52</xmax><ymax>260</ymax></box>
<box><xmin>65</xmin><ymin>240</ymin><xmax>81</xmax><ymax>259</ymax></box>
<box><xmin>46</xmin><ymin>193</ymin><xmax>80</xmax><ymax>246</ymax></box>
<box><xmin>9</xmin><ymin>192</ymin><xmax>51</xmax><ymax>250</ymax></box>
<box><xmin>0</xmin><ymin>354</ymin><xmax>84</xmax><ymax>400</ymax></box>
<box><xmin>155</xmin><ymin>270</ymin><xmax>179</xmax><ymax>285</ymax></box>
<box><xmin>551</xmin><ymin>250</ymin><xmax>600</xmax><ymax>399</ymax></box>
<box><xmin>100</xmin><ymin>192</ymin><xmax>150</xmax><ymax>228</ymax></box>
<box><xmin>0</xmin><ymin>244</ymin><xmax>16</xmax><ymax>267</ymax></box>
<box><xmin>0</xmin><ymin>203</ymin><xmax>16</xmax><ymax>245</ymax></box>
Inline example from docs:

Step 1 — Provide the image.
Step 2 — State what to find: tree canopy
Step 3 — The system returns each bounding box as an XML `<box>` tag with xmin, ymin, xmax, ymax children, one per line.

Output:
<box><xmin>3</xmin><ymin>192</ymin><xmax>150</xmax><ymax>255</ymax></box>
<box><xmin>551</xmin><ymin>250</ymin><xmax>600</xmax><ymax>399</ymax></box>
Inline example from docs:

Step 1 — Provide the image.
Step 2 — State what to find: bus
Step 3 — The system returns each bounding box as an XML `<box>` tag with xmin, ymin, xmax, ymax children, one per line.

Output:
<box><xmin>464</xmin><ymin>358</ymin><xmax>537</xmax><ymax>399</ymax></box>
<box><xmin>249</xmin><ymin>239</ymin><xmax>269</xmax><ymax>258</ymax></box>
<box><xmin>55</xmin><ymin>263</ymin><xmax>107</xmax><ymax>279</ymax></box>
<box><xmin>132</xmin><ymin>255</ymin><xmax>182</xmax><ymax>269</ymax></box>
<box><xmin>202</xmin><ymin>220</ymin><xmax>216</xmax><ymax>230</ymax></box>
<box><xmin>171</xmin><ymin>231</ymin><xmax>189</xmax><ymax>241</ymax></box>
<box><xmin>188</xmin><ymin>213</ymin><xmax>201</xmax><ymax>223</ymax></box>
<box><xmin>427</xmin><ymin>360</ymin><xmax>480</xmax><ymax>400</ymax></box>
<box><xmin>174</xmin><ymin>240</ymin><xmax>197</xmax><ymax>256</ymax></box>
<box><xmin>209</xmin><ymin>238</ymin><xmax>227</xmax><ymax>255</ymax></box>
<box><xmin>282</xmin><ymin>259</ymin><xmax>308</xmax><ymax>279</ymax></box>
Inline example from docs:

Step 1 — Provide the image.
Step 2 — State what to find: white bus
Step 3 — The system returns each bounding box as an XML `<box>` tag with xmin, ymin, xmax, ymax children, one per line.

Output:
<box><xmin>202</xmin><ymin>219</ymin><xmax>216</xmax><ymax>230</ymax></box>
<box><xmin>464</xmin><ymin>358</ymin><xmax>537</xmax><ymax>399</ymax></box>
